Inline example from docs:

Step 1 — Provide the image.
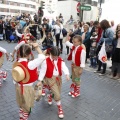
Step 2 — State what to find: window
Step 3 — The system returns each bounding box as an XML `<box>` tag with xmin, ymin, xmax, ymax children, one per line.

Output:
<box><xmin>6</xmin><ymin>1</ymin><xmax>10</xmax><ymax>5</ymax></box>
<box><xmin>20</xmin><ymin>3</ymin><xmax>25</xmax><ymax>7</ymax></box>
<box><xmin>14</xmin><ymin>2</ymin><xmax>18</xmax><ymax>6</ymax></box>
<box><xmin>29</xmin><ymin>5</ymin><xmax>35</xmax><ymax>8</ymax></box>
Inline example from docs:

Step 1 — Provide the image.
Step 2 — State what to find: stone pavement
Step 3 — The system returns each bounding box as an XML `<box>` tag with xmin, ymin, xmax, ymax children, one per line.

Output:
<box><xmin>0</xmin><ymin>41</ymin><xmax>120</xmax><ymax>120</ymax></box>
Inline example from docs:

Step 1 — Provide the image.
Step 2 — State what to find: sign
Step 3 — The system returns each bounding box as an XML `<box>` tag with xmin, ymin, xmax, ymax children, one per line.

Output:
<box><xmin>80</xmin><ymin>5</ymin><xmax>91</xmax><ymax>11</ymax></box>
<box><xmin>76</xmin><ymin>2</ymin><xmax>80</xmax><ymax>13</ymax></box>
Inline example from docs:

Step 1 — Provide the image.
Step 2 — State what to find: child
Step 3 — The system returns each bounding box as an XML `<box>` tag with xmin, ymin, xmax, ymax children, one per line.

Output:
<box><xmin>42</xmin><ymin>32</ymin><xmax>54</xmax><ymax>50</ymax></box>
<box><xmin>38</xmin><ymin>46</ymin><xmax>70</xmax><ymax>119</ymax></box>
<box><xmin>89</xmin><ymin>42</ymin><xmax>97</xmax><ymax>68</ymax></box>
<box><xmin>111</xmin><ymin>30</ymin><xmax>120</xmax><ymax>79</ymax></box>
<box><xmin>65</xmin><ymin>34</ymin><xmax>86</xmax><ymax>98</ymax></box>
<box><xmin>11</xmin><ymin>36</ymin><xmax>36</xmax><ymax>61</ymax></box>
<box><xmin>12</xmin><ymin>43</ymin><xmax>45</xmax><ymax>120</ymax></box>
<box><xmin>0</xmin><ymin>47</ymin><xmax>9</xmax><ymax>86</ymax></box>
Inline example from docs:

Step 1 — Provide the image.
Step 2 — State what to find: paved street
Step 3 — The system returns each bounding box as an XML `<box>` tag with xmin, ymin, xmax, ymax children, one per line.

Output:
<box><xmin>0</xmin><ymin>41</ymin><xmax>120</xmax><ymax>120</ymax></box>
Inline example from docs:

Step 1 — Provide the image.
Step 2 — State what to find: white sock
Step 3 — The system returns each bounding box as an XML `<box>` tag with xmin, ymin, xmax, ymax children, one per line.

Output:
<box><xmin>56</xmin><ymin>100</ymin><xmax>61</xmax><ymax>106</ymax></box>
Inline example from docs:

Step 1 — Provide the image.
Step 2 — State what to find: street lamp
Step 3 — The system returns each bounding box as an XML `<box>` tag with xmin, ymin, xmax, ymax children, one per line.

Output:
<box><xmin>98</xmin><ymin>0</ymin><xmax>104</xmax><ymax>21</ymax></box>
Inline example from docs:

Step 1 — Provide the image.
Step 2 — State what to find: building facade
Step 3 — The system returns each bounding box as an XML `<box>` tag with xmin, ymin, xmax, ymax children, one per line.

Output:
<box><xmin>57</xmin><ymin>0</ymin><xmax>99</xmax><ymax>22</ymax></box>
<box><xmin>0</xmin><ymin>0</ymin><xmax>40</xmax><ymax>16</ymax></box>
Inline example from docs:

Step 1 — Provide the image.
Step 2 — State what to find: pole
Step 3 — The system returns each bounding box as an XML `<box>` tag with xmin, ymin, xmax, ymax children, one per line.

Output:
<box><xmin>79</xmin><ymin>0</ymin><xmax>84</xmax><ymax>22</ymax></box>
<box><xmin>98</xmin><ymin>0</ymin><xmax>102</xmax><ymax>21</ymax></box>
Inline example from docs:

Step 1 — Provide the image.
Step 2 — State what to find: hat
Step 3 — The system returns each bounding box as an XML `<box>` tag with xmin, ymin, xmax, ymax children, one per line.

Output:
<box><xmin>12</xmin><ymin>62</ymin><xmax>30</xmax><ymax>83</ymax></box>
<box><xmin>0</xmin><ymin>54</ymin><xmax>4</xmax><ymax>68</ymax></box>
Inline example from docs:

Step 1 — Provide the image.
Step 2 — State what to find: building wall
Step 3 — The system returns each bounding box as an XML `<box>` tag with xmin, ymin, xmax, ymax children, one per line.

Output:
<box><xmin>100</xmin><ymin>0</ymin><xmax>120</xmax><ymax>24</ymax></box>
<box><xmin>0</xmin><ymin>0</ymin><xmax>40</xmax><ymax>16</ymax></box>
<box><xmin>83</xmin><ymin>5</ymin><xmax>98</xmax><ymax>22</ymax></box>
<box><xmin>57</xmin><ymin>0</ymin><xmax>78</xmax><ymax>22</ymax></box>
<box><xmin>57</xmin><ymin>0</ymin><xmax>98</xmax><ymax>22</ymax></box>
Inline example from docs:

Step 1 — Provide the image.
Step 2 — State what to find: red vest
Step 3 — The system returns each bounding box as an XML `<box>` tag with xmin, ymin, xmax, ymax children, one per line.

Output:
<box><xmin>19</xmin><ymin>61</ymin><xmax>38</xmax><ymax>84</ymax></box>
<box><xmin>45</xmin><ymin>57</ymin><xmax>62</xmax><ymax>78</ymax></box>
<box><xmin>18</xmin><ymin>34</ymin><xmax>31</xmax><ymax>43</ymax></box>
<box><xmin>0</xmin><ymin>52</ymin><xmax>3</xmax><ymax>57</ymax></box>
<box><xmin>67</xmin><ymin>46</ymin><xmax>83</xmax><ymax>66</ymax></box>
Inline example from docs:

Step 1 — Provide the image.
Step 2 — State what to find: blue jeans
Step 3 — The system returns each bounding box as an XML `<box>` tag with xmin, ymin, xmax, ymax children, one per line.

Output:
<box><xmin>90</xmin><ymin>57</ymin><xmax>97</xmax><ymax>67</ymax></box>
<box><xmin>42</xmin><ymin>45</ymin><xmax>53</xmax><ymax>51</ymax></box>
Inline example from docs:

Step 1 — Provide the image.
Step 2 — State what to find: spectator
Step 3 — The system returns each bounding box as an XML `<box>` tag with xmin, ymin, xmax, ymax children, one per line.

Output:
<box><xmin>33</xmin><ymin>13</ymin><xmax>38</xmax><ymax>23</ymax></box>
<box><xmin>89</xmin><ymin>42</ymin><xmax>97</xmax><ymax>68</ymax></box>
<box><xmin>47</xmin><ymin>19</ymin><xmax>52</xmax><ymax>32</ymax></box>
<box><xmin>0</xmin><ymin>19</ymin><xmax>3</xmax><ymax>40</ymax></box>
<box><xmin>73</xmin><ymin>22</ymin><xmax>81</xmax><ymax>35</ymax></box>
<box><xmin>4</xmin><ymin>19</ymin><xmax>12</xmax><ymax>41</ymax></box>
<box><xmin>81</xmin><ymin>24</ymin><xmax>91</xmax><ymax>62</ymax></box>
<box><xmin>42</xmin><ymin>32</ymin><xmax>54</xmax><ymax>50</ymax></box>
<box><xmin>42</xmin><ymin>18</ymin><xmax>49</xmax><ymax>35</ymax></box>
<box><xmin>29</xmin><ymin>21</ymin><xmax>37</xmax><ymax>38</ymax></box>
<box><xmin>89</xmin><ymin>21</ymin><xmax>94</xmax><ymax>32</ymax></box>
<box><xmin>53</xmin><ymin>19</ymin><xmax>63</xmax><ymax>53</ymax></box>
<box><xmin>110</xmin><ymin>20</ymin><xmax>116</xmax><ymax>33</ymax></box>
<box><xmin>95</xmin><ymin>19</ymin><xmax>114</xmax><ymax>76</ymax></box>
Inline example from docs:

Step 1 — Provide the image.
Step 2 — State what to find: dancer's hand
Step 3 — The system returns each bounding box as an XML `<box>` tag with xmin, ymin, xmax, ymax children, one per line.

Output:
<box><xmin>32</xmin><ymin>43</ymin><xmax>39</xmax><ymax>48</ymax></box>
<box><xmin>6</xmin><ymin>53</ymin><xmax>9</xmax><ymax>61</ymax></box>
<box><xmin>10</xmin><ymin>53</ymin><xmax>15</xmax><ymax>62</ymax></box>
<box><xmin>37</xmin><ymin>81</ymin><xmax>42</xmax><ymax>86</ymax></box>
<box><xmin>66</xmin><ymin>75</ymin><xmax>70</xmax><ymax>81</ymax></box>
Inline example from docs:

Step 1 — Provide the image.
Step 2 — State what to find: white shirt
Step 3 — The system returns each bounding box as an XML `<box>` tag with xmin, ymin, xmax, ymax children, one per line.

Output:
<box><xmin>0</xmin><ymin>47</ymin><xmax>7</xmax><ymax>53</ymax></box>
<box><xmin>15</xmin><ymin>29</ymin><xmax>23</xmax><ymax>38</ymax></box>
<box><xmin>89</xmin><ymin>26</ymin><xmax>93</xmax><ymax>32</ymax></box>
<box><xmin>53</xmin><ymin>24</ymin><xmax>63</xmax><ymax>35</ymax></box>
<box><xmin>38</xmin><ymin>56</ymin><xmax>69</xmax><ymax>81</ymax></box>
<box><xmin>15</xmin><ymin>41</ymin><xmax>25</xmax><ymax>50</ymax></box>
<box><xmin>66</xmin><ymin>41</ymin><xmax>86</xmax><ymax>68</ymax></box>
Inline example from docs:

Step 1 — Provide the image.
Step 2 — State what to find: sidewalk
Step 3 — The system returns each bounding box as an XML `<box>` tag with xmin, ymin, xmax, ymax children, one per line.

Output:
<box><xmin>0</xmin><ymin>41</ymin><xmax>120</xmax><ymax>120</ymax></box>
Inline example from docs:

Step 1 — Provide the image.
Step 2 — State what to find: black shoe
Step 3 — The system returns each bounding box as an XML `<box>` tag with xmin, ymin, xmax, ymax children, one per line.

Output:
<box><xmin>109</xmin><ymin>66</ymin><xmax>112</xmax><ymax>69</ymax></box>
<box><xmin>94</xmin><ymin>70</ymin><xmax>101</xmax><ymax>73</ymax></box>
<box><xmin>99</xmin><ymin>72</ymin><xmax>105</xmax><ymax>76</ymax></box>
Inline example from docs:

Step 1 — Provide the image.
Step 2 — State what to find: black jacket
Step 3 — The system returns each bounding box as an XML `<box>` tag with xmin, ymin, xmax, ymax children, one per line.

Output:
<box><xmin>42</xmin><ymin>37</ymin><xmax>53</xmax><ymax>47</ymax></box>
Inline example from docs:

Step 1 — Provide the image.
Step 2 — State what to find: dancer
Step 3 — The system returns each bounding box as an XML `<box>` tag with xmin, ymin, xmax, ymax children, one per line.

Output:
<box><xmin>38</xmin><ymin>46</ymin><xmax>70</xmax><ymax>118</ymax></box>
<box><xmin>12</xmin><ymin>43</ymin><xmax>45</xmax><ymax>120</ymax></box>
<box><xmin>65</xmin><ymin>34</ymin><xmax>86</xmax><ymax>98</ymax></box>
<box><xmin>0</xmin><ymin>47</ymin><xmax>9</xmax><ymax>86</ymax></box>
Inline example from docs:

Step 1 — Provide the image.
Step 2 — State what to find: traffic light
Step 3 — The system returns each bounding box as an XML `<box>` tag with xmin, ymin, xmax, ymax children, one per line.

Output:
<box><xmin>38</xmin><ymin>7</ymin><xmax>44</xmax><ymax>17</ymax></box>
<box><xmin>41</xmin><ymin>1</ymin><xmax>45</xmax><ymax>9</ymax></box>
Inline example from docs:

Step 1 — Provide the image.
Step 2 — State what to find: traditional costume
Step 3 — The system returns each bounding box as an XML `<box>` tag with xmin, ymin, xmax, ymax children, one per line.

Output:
<box><xmin>38</xmin><ymin>55</ymin><xmax>69</xmax><ymax>118</ymax></box>
<box><xmin>66</xmin><ymin>41</ymin><xmax>86</xmax><ymax>98</ymax></box>
<box><xmin>12</xmin><ymin>54</ymin><xmax>45</xmax><ymax>120</ymax></box>
<box><xmin>12</xmin><ymin>30</ymin><xmax>34</xmax><ymax>61</ymax></box>
<box><xmin>0</xmin><ymin>47</ymin><xmax>7</xmax><ymax>86</ymax></box>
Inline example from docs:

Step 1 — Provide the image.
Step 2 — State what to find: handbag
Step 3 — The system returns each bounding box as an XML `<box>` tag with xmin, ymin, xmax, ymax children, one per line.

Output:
<box><xmin>103</xmin><ymin>30</ymin><xmax>113</xmax><ymax>52</ymax></box>
<box><xmin>62</xmin><ymin>28</ymin><xmax>67</xmax><ymax>37</ymax></box>
<box><xmin>105</xmin><ymin>44</ymin><xmax>113</xmax><ymax>52</ymax></box>
<box><xmin>60</xmin><ymin>31</ymin><xmax>63</xmax><ymax>39</ymax></box>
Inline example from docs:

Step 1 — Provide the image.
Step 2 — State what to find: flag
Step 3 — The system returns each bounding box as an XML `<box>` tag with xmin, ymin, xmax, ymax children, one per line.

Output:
<box><xmin>98</xmin><ymin>41</ymin><xmax>107</xmax><ymax>63</ymax></box>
